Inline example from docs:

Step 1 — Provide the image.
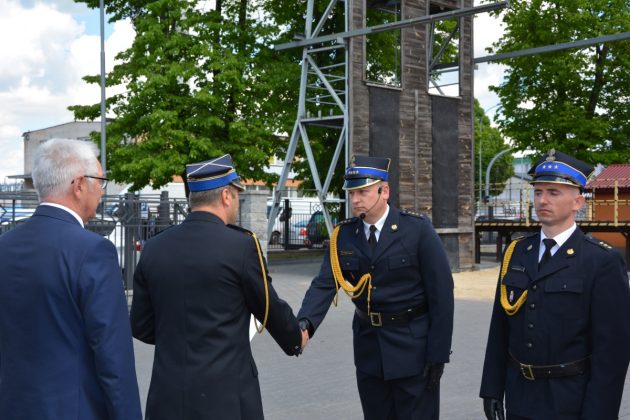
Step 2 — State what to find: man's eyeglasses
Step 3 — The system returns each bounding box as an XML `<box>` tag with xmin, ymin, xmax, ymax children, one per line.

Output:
<box><xmin>72</xmin><ymin>175</ymin><xmax>109</xmax><ymax>190</ymax></box>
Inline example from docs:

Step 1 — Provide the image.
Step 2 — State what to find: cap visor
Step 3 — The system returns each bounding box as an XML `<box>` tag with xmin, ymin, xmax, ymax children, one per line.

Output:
<box><xmin>231</xmin><ymin>179</ymin><xmax>245</xmax><ymax>191</ymax></box>
<box><xmin>343</xmin><ymin>178</ymin><xmax>381</xmax><ymax>191</ymax></box>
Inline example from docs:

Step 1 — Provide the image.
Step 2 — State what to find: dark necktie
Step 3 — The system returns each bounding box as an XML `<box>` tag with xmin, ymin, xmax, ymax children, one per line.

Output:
<box><xmin>538</xmin><ymin>238</ymin><xmax>556</xmax><ymax>270</ymax></box>
<box><xmin>368</xmin><ymin>225</ymin><xmax>378</xmax><ymax>250</ymax></box>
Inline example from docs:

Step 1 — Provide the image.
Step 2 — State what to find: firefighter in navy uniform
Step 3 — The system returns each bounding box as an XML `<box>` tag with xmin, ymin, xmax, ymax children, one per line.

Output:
<box><xmin>480</xmin><ymin>150</ymin><xmax>630</xmax><ymax>420</ymax></box>
<box><xmin>297</xmin><ymin>155</ymin><xmax>454</xmax><ymax>420</ymax></box>
<box><xmin>131</xmin><ymin>155</ymin><xmax>307</xmax><ymax>420</ymax></box>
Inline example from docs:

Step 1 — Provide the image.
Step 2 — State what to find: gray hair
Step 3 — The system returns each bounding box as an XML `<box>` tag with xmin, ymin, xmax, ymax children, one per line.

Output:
<box><xmin>32</xmin><ymin>138</ymin><xmax>100</xmax><ymax>200</ymax></box>
<box><xmin>188</xmin><ymin>185</ymin><xmax>236</xmax><ymax>210</ymax></box>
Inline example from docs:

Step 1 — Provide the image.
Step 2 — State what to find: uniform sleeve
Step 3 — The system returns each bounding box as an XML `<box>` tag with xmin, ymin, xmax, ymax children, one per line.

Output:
<box><xmin>479</xmin><ymin>276</ymin><xmax>509</xmax><ymax>400</ymax></box>
<box><xmin>296</xmin><ymin>248</ymin><xmax>338</xmax><ymax>336</ymax></box>
<box><xmin>417</xmin><ymin>219</ymin><xmax>455</xmax><ymax>363</ymax></box>
<box><xmin>130</xmin><ymin>254</ymin><xmax>155</xmax><ymax>344</ymax></box>
<box><xmin>240</xmin><ymin>237</ymin><xmax>302</xmax><ymax>356</ymax></box>
<box><xmin>581</xmin><ymin>250</ymin><xmax>630</xmax><ymax>417</ymax></box>
<box><xmin>78</xmin><ymin>239</ymin><xmax>142</xmax><ymax>420</ymax></box>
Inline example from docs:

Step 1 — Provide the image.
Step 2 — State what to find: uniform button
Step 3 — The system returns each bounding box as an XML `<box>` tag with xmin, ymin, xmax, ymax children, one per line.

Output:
<box><xmin>528</xmin><ymin>323</ymin><xmax>534</xmax><ymax>329</ymax></box>
<box><xmin>370</xmin><ymin>265</ymin><xmax>375</xmax><ymax>270</ymax></box>
<box><xmin>562</xmin><ymin>284</ymin><xmax>567</xmax><ymax>289</ymax></box>
<box><xmin>532</xmin><ymin>284</ymin><xmax>537</xmax><ymax>291</ymax></box>
<box><xmin>401</xmin><ymin>258</ymin><xmax>406</xmax><ymax>263</ymax></box>
<box><xmin>529</xmin><ymin>303</ymin><xmax>536</xmax><ymax>310</ymax></box>
<box><xmin>526</xmin><ymin>342</ymin><xmax>533</xmax><ymax>349</ymax></box>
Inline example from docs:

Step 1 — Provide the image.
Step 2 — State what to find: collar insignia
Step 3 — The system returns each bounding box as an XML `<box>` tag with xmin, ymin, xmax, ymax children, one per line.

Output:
<box><xmin>391</xmin><ymin>224</ymin><xmax>398</xmax><ymax>231</ymax></box>
<box><xmin>526</xmin><ymin>244</ymin><xmax>533</xmax><ymax>251</ymax></box>
<box><xmin>567</xmin><ymin>248</ymin><xmax>574</xmax><ymax>255</ymax></box>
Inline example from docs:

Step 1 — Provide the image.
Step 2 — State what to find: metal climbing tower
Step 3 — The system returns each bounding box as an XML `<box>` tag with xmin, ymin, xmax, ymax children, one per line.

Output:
<box><xmin>269</xmin><ymin>0</ymin><xmax>508</xmax><ymax>269</ymax></box>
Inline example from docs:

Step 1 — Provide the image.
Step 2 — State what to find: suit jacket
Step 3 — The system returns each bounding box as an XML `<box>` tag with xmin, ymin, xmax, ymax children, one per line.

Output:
<box><xmin>298</xmin><ymin>207</ymin><xmax>454</xmax><ymax>380</ymax></box>
<box><xmin>0</xmin><ymin>205</ymin><xmax>141</xmax><ymax>420</ymax></box>
<box><xmin>131</xmin><ymin>211</ymin><xmax>302</xmax><ymax>420</ymax></box>
<box><xmin>480</xmin><ymin>229</ymin><xmax>630</xmax><ymax>419</ymax></box>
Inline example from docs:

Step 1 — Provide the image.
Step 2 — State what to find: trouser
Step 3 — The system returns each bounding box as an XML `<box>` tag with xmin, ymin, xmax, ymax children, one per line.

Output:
<box><xmin>356</xmin><ymin>369</ymin><xmax>439</xmax><ymax>420</ymax></box>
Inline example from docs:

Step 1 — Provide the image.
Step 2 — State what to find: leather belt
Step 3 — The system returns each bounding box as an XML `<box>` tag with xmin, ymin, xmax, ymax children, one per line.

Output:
<box><xmin>508</xmin><ymin>351</ymin><xmax>590</xmax><ymax>381</ymax></box>
<box><xmin>355</xmin><ymin>305</ymin><xmax>427</xmax><ymax>327</ymax></box>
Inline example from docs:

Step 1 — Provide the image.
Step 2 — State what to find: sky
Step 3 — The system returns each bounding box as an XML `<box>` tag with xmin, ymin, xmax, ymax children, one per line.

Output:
<box><xmin>0</xmin><ymin>0</ymin><xmax>507</xmax><ymax>182</ymax></box>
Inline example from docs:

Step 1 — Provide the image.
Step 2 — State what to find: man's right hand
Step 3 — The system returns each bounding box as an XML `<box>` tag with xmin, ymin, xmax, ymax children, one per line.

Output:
<box><xmin>301</xmin><ymin>330</ymin><xmax>309</xmax><ymax>351</ymax></box>
<box><xmin>483</xmin><ymin>398</ymin><xmax>505</xmax><ymax>420</ymax></box>
<box><xmin>298</xmin><ymin>319</ymin><xmax>311</xmax><ymax>353</ymax></box>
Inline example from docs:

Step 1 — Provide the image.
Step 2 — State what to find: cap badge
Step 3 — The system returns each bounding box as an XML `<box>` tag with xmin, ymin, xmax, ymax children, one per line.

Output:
<box><xmin>545</xmin><ymin>149</ymin><xmax>556</xmax><ymax>162</ymax></box>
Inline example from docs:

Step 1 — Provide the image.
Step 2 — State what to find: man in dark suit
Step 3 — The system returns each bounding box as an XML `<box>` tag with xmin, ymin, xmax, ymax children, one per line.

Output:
<box><xmin>480</xmin><ymin>150</ymin><xmax>630</xmax><ymax>419</ymax></box>
<box><xmin>131</xmin><ymin>154</ymin><xmax>307</xmax><ymax>420</ymax></box>
<box><xmin>297</xmin><ymin>155</ymin><xmax>454</xmax><ymax>419</ymax></box>
<box><xmin>0</xmin><ymin>138</ymin><xmax>142</xmax><ymax>420</ymax></box>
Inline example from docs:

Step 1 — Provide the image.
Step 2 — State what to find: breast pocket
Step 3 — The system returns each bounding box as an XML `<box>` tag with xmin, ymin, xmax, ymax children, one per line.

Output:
<box><xmin>388</xmin><ymin>254</ymin><xmax>416</xmax><ymax>270</ymax></box>
<box><xmin>543</xmin><ymin>277</ymin><xmax>584</xmax><ymax>319</ymax></box>
<box><xmin>339</xmin><ymin>256</ymin><xmax>359</xmax><ymax>272</ymax></box>
<box><xmin>503</xmin><ymin>270</ymin><xmax>529</xmax><ymax>306</ymax></box>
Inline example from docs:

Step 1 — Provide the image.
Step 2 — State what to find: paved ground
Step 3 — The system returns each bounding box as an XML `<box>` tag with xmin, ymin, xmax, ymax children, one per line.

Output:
<box><xmin>133</xmin><ymin>256</ymin><xmax>630</xmax><ymax>419</ymax></box>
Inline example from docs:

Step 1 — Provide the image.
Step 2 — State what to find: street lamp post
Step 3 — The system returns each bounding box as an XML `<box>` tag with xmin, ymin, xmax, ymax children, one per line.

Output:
<box><xmin>478</xmin><ymin>103</ymin><xmax>502</xmax><ymax>203</ymax></box>
<box><xmin>99</xmin><ymin>0</ymin><xmax>107</xmax><ymax>183</ymax></box>
<box><xmin>485</xmin><ymin>147</ymin><xmax>513</xmax><ymax>218</ymax></box>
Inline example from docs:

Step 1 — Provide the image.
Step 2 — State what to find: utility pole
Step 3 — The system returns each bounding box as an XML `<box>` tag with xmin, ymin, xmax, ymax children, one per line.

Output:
<box><xmin>99</xmin><ymin>0</ymin><xmax>107</xmax><ymax>182</ymax></box>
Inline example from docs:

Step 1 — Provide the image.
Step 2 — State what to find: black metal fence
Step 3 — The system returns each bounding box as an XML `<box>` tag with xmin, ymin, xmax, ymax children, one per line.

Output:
<box><xmin>1</xmin><ymin>192</ymin><xmax>342</xmax><ymax>290</ymax></box>
<box><xmin>0</xmin><ymin>191</ymin><xmax>189</xmax><ymax>291</ymax></box>
<box><xmin>267</xmin><ymin>198</ymin><xmax>341</xmax><ymax>251</ymax></box>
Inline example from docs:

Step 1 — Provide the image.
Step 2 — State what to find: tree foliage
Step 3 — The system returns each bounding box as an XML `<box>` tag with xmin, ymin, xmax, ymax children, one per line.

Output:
<box><xmin>70</xmin><ymin>0</ymin><xmax>301</xmax><ymax>190</ymax></box>
<box><xmin>474</xmin><ymin>99</ymin><xmax>514</xmax><ymax>201</ymax></box>
<box><xmin>486</xmin><ymin>0</ymin><xmax>630</xmax><ymax>164</ymax></box>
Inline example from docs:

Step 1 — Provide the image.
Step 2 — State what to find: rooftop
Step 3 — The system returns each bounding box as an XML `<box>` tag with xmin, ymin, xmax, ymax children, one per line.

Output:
<box><xmin>586</xmin><ymin>163</ymin><xmax>630</xmax><ymax>191</ymax></box>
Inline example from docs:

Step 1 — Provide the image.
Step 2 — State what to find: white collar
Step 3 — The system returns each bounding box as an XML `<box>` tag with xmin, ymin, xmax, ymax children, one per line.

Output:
<box><xmin>363</xmin><ymin>205</ymin><xmax>389</xmax><ymax>240</ymax></box>
<box><xmin>40</xmin><ymin>202</ymin><xmax>84</xmax><ymax>228</ymax></box>
<box><xmin>540</xmin><ymin>223</ymin><xmax>576</xmax><ymax>257</ymax></box>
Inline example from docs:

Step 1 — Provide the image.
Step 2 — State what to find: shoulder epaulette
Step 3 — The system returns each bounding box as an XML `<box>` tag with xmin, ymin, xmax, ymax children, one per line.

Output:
<box><xmin>585</xmin><ymin>235</ymin><xmax>613</xmax><ymax>250</ymax></box>
<box><xmin>400</xmin><ymin>209</ymin><xmax>424</xmax><ymax>219</ymax></box>
<box><xmin>227</xmin><ymin>224</ymin><xmax>253</xmax><ymax>236</ymax></box>
<box><xmin>337</xmin><ymin>217</ymin><xmax>358</xmax><ymax>226</ymax></box>
<box><xmin>514</xmin><ymin>232</ymin><xmax>536</xmax><ymax>241</ymax></box>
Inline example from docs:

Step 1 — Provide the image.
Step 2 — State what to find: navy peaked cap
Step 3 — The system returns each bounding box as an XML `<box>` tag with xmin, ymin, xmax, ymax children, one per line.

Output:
<box><xmin>528</xmin><ymin>149</ymin><xmax>593</xmax><ymax>188</ymax></box>
<box><xmin>186</xmin><ymin>154</ymin><xmax>245</xmax><ymax>192</ymax></box>
<box><xmin>343</xmin><ymin>155</ymin><xmax>390</xmax><ymax>191</ymax></box>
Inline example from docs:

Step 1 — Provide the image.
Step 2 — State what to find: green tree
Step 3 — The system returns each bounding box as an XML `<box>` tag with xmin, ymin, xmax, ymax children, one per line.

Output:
<box><xmin>70</xmin><ymin>0</ymin><xmax>301</xmax><ymax>190</ymax></box>
<box><xmin>474</xmin><ymin>99</ymin><xmax>514</xmax><ymax>202</ymax></box>
<box><xmin>486</xmin><ymin>0</ymin><xmax>630</xmax><ymax>164</ymax></box>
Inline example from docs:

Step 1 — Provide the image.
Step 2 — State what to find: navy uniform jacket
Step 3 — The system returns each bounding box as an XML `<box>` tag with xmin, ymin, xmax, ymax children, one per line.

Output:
<box><xmin>0</xmin><ymin>205</ymin><xmax>142</xmax><ymax>420</ymax></box>
<box><xmin>298</xmin><ymin>206</ymin><xmax>454</xmax><ymax>380</ymax></box>
<box><xmin>480</xmin><ymin>229</ymin><xmax>630</xmax><ymax>418</ymax></box>
<box><xmin>131</xmin><ymin>211</ymin><xmax>302</xmax><ymax>420</ymax></box>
